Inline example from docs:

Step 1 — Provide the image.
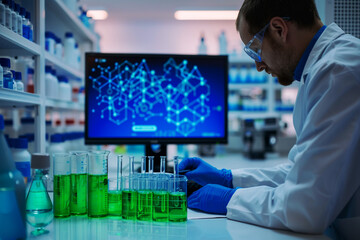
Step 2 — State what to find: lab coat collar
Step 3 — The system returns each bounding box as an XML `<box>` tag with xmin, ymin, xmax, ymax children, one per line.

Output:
<box><xmin>300</xmin><ymin>23</ymin><xmax>345</xmax><ymax>84</ymax></box>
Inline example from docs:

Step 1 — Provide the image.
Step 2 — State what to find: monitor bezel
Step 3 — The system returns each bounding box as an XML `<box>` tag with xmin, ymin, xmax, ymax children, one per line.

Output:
<box><xmin>85</xmin><ymin>52</ymin><xmax>228</xmax><ymax>145</ymax></box>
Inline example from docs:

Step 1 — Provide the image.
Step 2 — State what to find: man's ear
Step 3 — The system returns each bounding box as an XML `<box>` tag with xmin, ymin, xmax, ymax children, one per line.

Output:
<box><xmin>269</xmin><ymin>17</ymin><xmax>289</xmax><ymax>43</ymax></box>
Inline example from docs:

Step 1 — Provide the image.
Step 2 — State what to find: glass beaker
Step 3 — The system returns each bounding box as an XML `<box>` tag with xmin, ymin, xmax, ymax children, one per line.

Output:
<box><xmin>53</xmin><ymin>153</ymin><xmax>71</xmax><ymax>218</ymax></box>
<box><xmin>169</xmin><ymin>175</ymin><xmax>187</xmax><ymax>222</ymax></box>
<box><xmin>70</xmin><ymin>151</ymin><xmax>88</xmax><ymax>215</ymax></box>
<box><xmin>153</xmin><ymin>174</ymin><xmax>169</xmax><ymax>222</ymax></box>
<box><xmin>88</xmin><ymin>150</ymin><xmax>110</xmax><ymax>218</ymax></box>
<box><xmin>137</xmin><ymin>174</ymin><xmax>154</xmax><ymax>221</ymax></box>
<box><xmin>26</xmin><ymin>153</ymin><xmax>53</xmax><ymax>236</ymax></box>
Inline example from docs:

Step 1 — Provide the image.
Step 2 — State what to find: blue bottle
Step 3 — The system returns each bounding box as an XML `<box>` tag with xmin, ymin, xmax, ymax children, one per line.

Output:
<box><xmin>0</xmin><ymin>114</ymin><xmax>27</xmax><ymax>239</ymax></box>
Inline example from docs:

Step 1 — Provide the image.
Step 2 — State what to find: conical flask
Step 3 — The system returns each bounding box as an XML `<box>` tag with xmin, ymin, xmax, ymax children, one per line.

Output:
<box><xmin>26</xmin><ymin>153</ymin><xmax>53</xmax><ymax>236</ymax></box>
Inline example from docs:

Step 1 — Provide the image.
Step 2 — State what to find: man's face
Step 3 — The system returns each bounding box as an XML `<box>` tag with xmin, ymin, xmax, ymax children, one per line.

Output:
<box><xmin>239</xmin><ymin>16</ymin><xmax>295</xmax><ymax>86</ymax></box>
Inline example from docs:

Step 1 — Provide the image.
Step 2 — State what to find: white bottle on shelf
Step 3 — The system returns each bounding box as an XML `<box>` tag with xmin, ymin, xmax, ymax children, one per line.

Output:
<box><xmin>25</xmin><ymin>11</ymin><xmax>33</xmax><ymax>41</ymax></box>
<box><xmin>0</xmin><ymin>0</ymin><xmax>5</xmax><ymax>26</ymax></box>
<box><xmin>15</xmin><ymin>3</ymin><xmax>21</xmax><ymax>35</ymax></box>
<box><xmin>58</xmin><ymin>76</ymin><xmax>72</xmax><ymax>101</ymax></box>
<box><xmin>12</xmin><ymin>71</ymin><xmax>23</xmax><ymax>91</ymax></box>
<box><xmin>55</xmin><ymin>37</ymin><xmax>63</xmax><ymax>59</ymax></box>
<box><xmin>4</xmin><ymin>0</ymin><xmax>12</xmax><ymax>30</ymax></box>
<box><xmin>19</xmin><ymin>7</ymin><xmax>26</xmax><ymax>38</ymax></box>
<box><xmin>45</xmin><ymin>65</ymin><xmax>58</xmax><ymax>99</ymax></box>
<box><xmin>64</xmin><ymin>32</ymin><xmax>75</xmax><ymax>65</ymax></box>
<box><xmin>10</xmin><ymin>138</ymin><xmax>31</xmax><ymax>184</ymax></box>
<box><xmin>198</xmin><ymin>35</ymin><xmax>207</xmax><ymax>55</ymax></box>
<box><xmin>218</xmin><ymin>31</ymin><xmax>228</xmax><ymax>55</ymax></box>
<box><xmin>51</xmin><ymin>68</ymin><xmax>59</xmax><ymax>99</ymax></box>
<box><xmin>45</xmin><ymin>31</ymin><xmax>56</xmax><ymax>55</ymax></box>
<box><xmin>18</xmin><ymin>117</ymin><xmax>34</xmax><ymax>136</ymax></box>
<box><xmin>10</xmin><ymin>1</ymin><xmax>17</xmax><ymax>33</ymax></box>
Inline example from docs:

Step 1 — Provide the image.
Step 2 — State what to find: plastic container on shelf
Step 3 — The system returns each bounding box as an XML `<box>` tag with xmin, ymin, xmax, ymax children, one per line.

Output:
<box><xmin>4</xmin><ymin>0</ymin><xmax>12</xmax><ymax>30</ymax></box>
<box><xmin>78</xmin><ymin>86</ymin><xmax>85</xmax><ymax>104</ymax></box>
<box><xmin>18</xmin><ymin>117</ymin><xmax>34</xmax><ymax>136</ymax></box>
<box><xmin>11</xmin><ymin>70</ymin><xmax>23</xmax><ymax>91</ymax></box>
<box><xmin>19</xmin><ymin>7</ymin><xmax>26</xmax><ymax>38</ymax></box>
<box><xmin>27</xmin><ymin>67</ymin><xmax>34</xmax><ymax>93</ymax></box>
<box><xmin>198</xmin><ymin>35</ymin><xmax>207</xmax><ymax>55</ymax></box>
<box><xmin>10</xmin><ymin>138</ymin><xmax>31</xmax><ymax>184</ymax></box>
<box><xmin>55</xmin><ymin>37</ymin><xmax>63</xmax><ymax>59</ymax></box>
<box><xmin>218</xmin><ymin>31</ymin><xmax>228</xmax><ymax>55</ymax></box>
<box><xmin>25</xmin><ymin>11</ymin><xmax>33</xmax><ymax>41</ymax></box>
<box><xmin>10</xmin><ymin>1</ymin><xmax>17</xmax><ymax>33</ymax></box>
<box><xmin>4</xmin><ymin>119</ymin><xmax>16</xmax><ymax>138</ymax></box>
<box><xmin>0</xmin><ymin>57</ymin><xmax>14</xmax><ymax>89</ymax></box>
<box><xmin>14</xmin><ymin>3</ymin><xmax>21</xmax><ymax>35</ymax></box>
<box><xmin>238</xmin><ymin>65</ymin><xmax>248</xmax><ymax>83</ymax></box>
<box><xmin>14</xmin><ymin>56</ymin><xmax>30</xmax><ymax>90</ymax></box>
<box><xmin>0</xmin><ymin>0</ymin><xmax>5</xmax><ymax>26</ymax></box>
<box><xmin>45</xmin><ymin>66</ymin><xmax>58</xmax><ymax>99</ymax></box>
<box><xmin>58</xmin><ymin>76</ymin><xmax>72</xmax><ymax>101</ymax></box>
<box><xmin>64</xmin><ymin>32</ymin><xmax>75</xmax><ymax>66</ymax></box>
<box><xmin>18</xmin><ymin>133</ymin><xmax>35</xmax><ymax>154</ymax></box>
<box><xmin>45</xmin><ymin>31</ymin><xmax>56</xmax><ymax>55</ymax></box>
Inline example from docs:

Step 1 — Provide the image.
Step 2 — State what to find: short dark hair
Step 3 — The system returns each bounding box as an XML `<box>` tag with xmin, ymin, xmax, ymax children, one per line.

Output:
<box><xmin>236</xmin><ymin>0</ymin><xmax>320</xmax><ymax>34</ymax></box>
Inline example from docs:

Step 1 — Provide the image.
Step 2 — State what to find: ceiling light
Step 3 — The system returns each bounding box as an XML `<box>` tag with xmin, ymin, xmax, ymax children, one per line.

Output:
<box><xmin>174</xmin><ymin>10</ymin><xmax>238</xmax><ymax>20</ymax></box>
<box><xmin>87</xmin><ymin>10</ymin><xmax>108</xmax><ymax>20</ymax></box>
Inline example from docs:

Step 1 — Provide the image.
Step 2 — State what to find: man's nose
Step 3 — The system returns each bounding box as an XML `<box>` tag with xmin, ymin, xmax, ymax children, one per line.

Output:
<box><xmin>255</xmin><ymin>61</ymin><xmax>266</xmax><ymax>72</ymax></box>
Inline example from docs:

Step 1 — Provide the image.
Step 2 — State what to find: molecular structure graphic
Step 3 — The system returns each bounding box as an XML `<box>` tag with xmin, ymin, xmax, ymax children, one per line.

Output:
<box><xmin>89</xmin><ymin>58</ymin><xmax>211</xmax><ymax>137</ymax></box>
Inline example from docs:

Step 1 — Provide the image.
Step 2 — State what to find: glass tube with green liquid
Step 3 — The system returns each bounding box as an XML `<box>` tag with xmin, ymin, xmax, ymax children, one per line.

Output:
<box><xmin>70</xmin><ymin>151</ymin><xmax>88</xmax><ymax>215</ymax></box>
<box><xmin>137</xmin><ymin>156</ymin><xmax>153</xmax><ymax>221</ymax></box>
<box><xmin>122</xmin><ymin>156</ymin><xmax>138</xmax><ymax>220</ymax></box>
<box><xmin>169</xmin><ymin>156</ymin><xmax>187</xmax><ymax>222</ymax></box>
<box><xmin>108</xmin><ymin>155</ymin><xmax>122</xmax><ymax>217</ymax></box>
<box><xmin>88</xmin><ymin>150</ymin><xmax>110</xmax><ymax>218</ymax></box>
<box><xmin>53</xmin><ymin>153</ymin><xmax>71</xmax><ymax>218</ymax></box>
<box><xmin>153</xmin><ymin>156</ymin><xmax>169</xmax><ymax>222</ymax></box>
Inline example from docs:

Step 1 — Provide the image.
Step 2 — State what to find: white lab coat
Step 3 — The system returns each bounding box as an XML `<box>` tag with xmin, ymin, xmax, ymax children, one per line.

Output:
<box><xmin>227</xmin><ymin>23</ymin><xmax>360</xmax><ymax>239</ymax></box>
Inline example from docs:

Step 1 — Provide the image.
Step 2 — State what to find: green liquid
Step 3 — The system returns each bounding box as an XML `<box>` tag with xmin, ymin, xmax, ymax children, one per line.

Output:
<box><xmin>88</xmin><ymin>174</ymin><xmax>108</xmax><ymax>218</ymax></box>
<box><xmin>122</xmin><ymin>190</ymin><xmax>137</xmax><ymax>220</ymax></box>
<box><xmin>70</xmin><ymin>173</ymin><xmax>87</xmax><ymax>215</ymax></box>
<box><xmin>54</xmin><ymin>175</ymin><xmax>71</xmax><ymax>218</ymax></box>
<box><xmin>108</xmin><ymin>190</ymin><xmax>122</xmax><ymax>216</ymax></box>
<box><xmin>152</xmin><ymin>191</ymin><xmax>169</xmax><ymax>222</ymax></box>
<box><xmin>137</xmin><ymin>190</ymin><xmax>153</xmax><ymax>221</ymax></box>
<box><xmin>169</xmin><ymin>192</ymin><xmax>187</xmax><ymax>222</ymax></box>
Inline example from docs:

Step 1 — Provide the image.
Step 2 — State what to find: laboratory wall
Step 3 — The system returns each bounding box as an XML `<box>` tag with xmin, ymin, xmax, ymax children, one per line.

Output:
<box><xmin>94</xmin><ymin>19</ymin><xmax>243</xmax><ymax>55</ymax></box>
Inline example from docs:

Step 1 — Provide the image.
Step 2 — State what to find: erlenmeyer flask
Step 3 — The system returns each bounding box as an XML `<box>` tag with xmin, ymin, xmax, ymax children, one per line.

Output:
<box><xmin>26</xmin><ymin>154</ymin><xmax>53</xmax><ymax>236</ymax></box>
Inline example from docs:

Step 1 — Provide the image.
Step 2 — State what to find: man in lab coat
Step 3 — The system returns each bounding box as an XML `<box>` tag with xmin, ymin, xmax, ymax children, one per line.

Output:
<box><xmin>179</xmin><ymin>0</ymin><xmax>360</xmax><ymax>239</ymax></box>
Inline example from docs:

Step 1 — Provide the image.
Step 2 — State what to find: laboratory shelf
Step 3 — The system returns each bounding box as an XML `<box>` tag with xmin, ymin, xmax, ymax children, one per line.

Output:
<box><xmin>228</xmin><ymin>54</ymin><xmax>254</xmax><ymax>64</ymax></box>
<box><xmin>229</xmin><ymin>83</ymin><xmax>269</xmax><ymax>89</ymax></box>
<box><xmin>0</xmin><ymin>25</ymin><xmax>41</xmax><ymax>56</ymax></box>
<box><xmin>45</xmin><ymin>52</ymin><xmax>83</xmax><ymax>80</ymax></box>
<box><xmin>45</xmin><ymin>98</ymin><xmax>84</xmax><ymax>111</ymax></box>
<box><xmin>0</xmin><ymin>88</ymin><xmax>41</xmax><ymax>107</ymax></box>
<box><xmin>45</xmin><ymin>0</ymin><xmax>97</xmax><ymax>43</ymax></box>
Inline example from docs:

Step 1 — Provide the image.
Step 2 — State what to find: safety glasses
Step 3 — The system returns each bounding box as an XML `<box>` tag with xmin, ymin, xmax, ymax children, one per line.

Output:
<box><xmin>244</xmin><ymin>18</ymin><xmax>290</xmax><ymax>63</ymax></box>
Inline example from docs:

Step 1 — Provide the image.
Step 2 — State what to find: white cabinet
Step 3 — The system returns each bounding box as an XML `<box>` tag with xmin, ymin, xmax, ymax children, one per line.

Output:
<box><xmin>0</xmin><ymin>0</ymin><xmax>99</xmax><ymax>153</ymax></box>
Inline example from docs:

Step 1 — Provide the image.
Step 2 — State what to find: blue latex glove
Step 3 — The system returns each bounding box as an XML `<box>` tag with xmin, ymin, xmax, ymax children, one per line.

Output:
<box><xmin>188</xmin><ymin>184</ymin><xmax>237</xmax><ymax>214</ymax></box>
<box><xmin>179</xmin><ymin>157</ymin><xmax>233</xmax><ymax>187</ymax></box>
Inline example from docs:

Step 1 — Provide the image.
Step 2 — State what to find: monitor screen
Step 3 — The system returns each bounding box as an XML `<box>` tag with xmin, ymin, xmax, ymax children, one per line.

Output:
<box><xmin>85</xmin><ymin>53</ymin><xmax>228</xmax><ymax>144</ymax></box>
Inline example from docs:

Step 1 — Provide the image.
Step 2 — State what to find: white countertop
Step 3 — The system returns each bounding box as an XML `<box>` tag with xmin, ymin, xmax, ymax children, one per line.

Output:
<box><xmin>26</xmin><ymin>214</ymin><xmax>329</xmax><ymax>240</ymax></box>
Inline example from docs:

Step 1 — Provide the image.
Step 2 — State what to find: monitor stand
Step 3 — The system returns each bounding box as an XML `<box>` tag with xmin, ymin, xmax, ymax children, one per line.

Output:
<box><xmin>145</xmin><ymin>144</ymin><xmax>167</xmax><ymax>172</ymax></box>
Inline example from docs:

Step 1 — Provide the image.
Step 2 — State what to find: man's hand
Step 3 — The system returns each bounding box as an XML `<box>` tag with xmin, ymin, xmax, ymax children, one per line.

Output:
<box><xmin>179</xmin><ymin>157</ymin><xmax>233</xmax><ymax>187</ymax></box>
<box><xmin>188</xmin><ymin>184</ymin><xmax>237</xmax><ymax>214</ymax></box>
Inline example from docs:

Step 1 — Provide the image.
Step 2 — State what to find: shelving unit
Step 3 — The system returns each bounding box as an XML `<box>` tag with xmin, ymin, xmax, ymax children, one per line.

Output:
<box><xmin>0</xmin><ymin>0</ymin><xmax>98</xmax><ymax>153</ymax></box>
<box><xmin>227</xmin><ymin>54</ymin><xmax>298</xmax><ymax>120</ymax></box>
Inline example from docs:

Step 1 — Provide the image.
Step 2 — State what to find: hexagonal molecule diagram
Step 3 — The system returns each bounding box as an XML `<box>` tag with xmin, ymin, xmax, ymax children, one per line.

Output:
<box><xmin>89</xmin><ymin>57</ymin><xmax>211</xmax><ymax>137</ymax></box>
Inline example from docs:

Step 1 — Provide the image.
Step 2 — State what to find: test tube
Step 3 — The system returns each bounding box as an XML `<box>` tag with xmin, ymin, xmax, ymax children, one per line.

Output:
<box><xmin>88</xmin><ymin>150</ymin><xmax>110</xmax><ymax>218</ymax></box>
<box><xmin>137</xmin><ymin>156</ymin><xmax>153</xmax><ymax>221</ymax></box>
<box><xmin>53</xmin><ymin>153</ymin><xmax>71</xmax><ymax>218</ymax></box>
<box><xmin>160</xmin><ymin>156</ymin><xmax>166</xmax><ymax>174</ymax></box>
<box><xmin>122</xmin><ymin>156</ymin><xmax>137</xmax><ymax>220</ymax></box>
<box><xmin>153</xmin><ymin>156</ymin><xmax>169</xmax><ymax>222</ymax></box>
<box><xmin>108</xmin><ymin>155</ymin><xmax>122</xmax><ymax>217</ymax></box>
<box><xmin>169</xmin><ymin>156</ymin><xmax>187</xmax><ymax>222</ymax></box>
<box><xmin>148</xmin><ymin>156</ymin><xmax>154</xmax><ymax>174</ymax></box>
<box><xmin>70</xmin><ymin>151</ymin><xmax>88</xmax><ymax>215</ymax></box>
